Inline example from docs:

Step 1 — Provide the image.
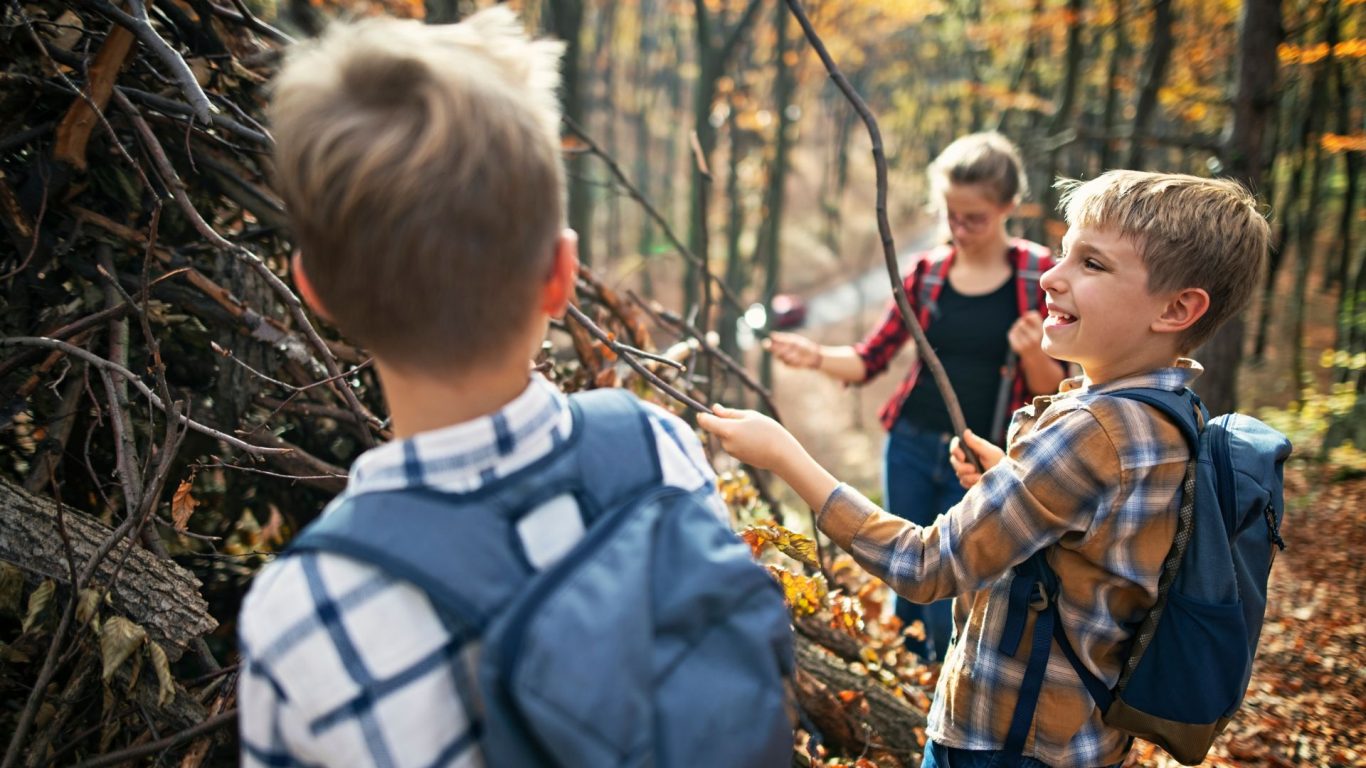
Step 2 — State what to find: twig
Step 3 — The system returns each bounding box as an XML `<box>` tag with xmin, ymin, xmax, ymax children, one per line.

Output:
<box><xmin>84</xmin><ymin>0</ymin><xmax>215</xmax><ymax>124</ymax></box>
<box><xmin>565</xmin><ymin>305</ymin><xmax>709</xmax><ymax>414</ymax></box>
<box><xmin>562</xmin><ymin>117</ymin><xmax>746</xmax><ymax>316</ymax></box>
<box><xmin>111</xmin><ymin>89</ymin><xmax>383</xmax><ymax>442</ymax></box>
<box><xmin>215</xmin><ymin>0</ymin><xmax>294</xmax><ymax>46</ymax></box>
<box><xmin>0</xmin><ymin>337</ymin><xmax>292</xmax><ymax>455</ymax></box>
<box><xmin>783</xmin><ymin>0</ymin><xmax>982</xmax><ymax>471</ymax></box>
<box><xmin>69</xmin><ymin>709</ymin><xmax>237</xmax><ymax>768</ymax></box>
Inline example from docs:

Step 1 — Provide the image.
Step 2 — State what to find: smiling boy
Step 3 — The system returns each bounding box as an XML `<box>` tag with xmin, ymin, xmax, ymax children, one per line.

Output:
<box><xmin>702</xmin><ymin>171</ymin><xmax>1270</xmax><ymax>768</ymax></box>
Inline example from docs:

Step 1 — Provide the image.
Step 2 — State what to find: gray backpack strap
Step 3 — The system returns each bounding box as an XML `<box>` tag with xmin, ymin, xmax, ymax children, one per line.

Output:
<box><xmin>288</xmin><ymin>489</ymin><xmax>530</xmax><ymax>635</ymax></box>
<box><xmin>287</xmin><ymin>388</ymin><xmax>665</xmax><ymax>627</ymax></box>
<box><xmin>566</xmin><ymin>388</ymin><xmax>663</xmax><ymax>520</ymax></box>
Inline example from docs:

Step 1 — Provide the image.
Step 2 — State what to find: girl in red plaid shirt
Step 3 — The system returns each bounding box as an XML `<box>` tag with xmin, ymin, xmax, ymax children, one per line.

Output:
<box><xmin>766</xmin><ymin>132</ymin><xmax>1066</xmax><ymax>661</ymax></box>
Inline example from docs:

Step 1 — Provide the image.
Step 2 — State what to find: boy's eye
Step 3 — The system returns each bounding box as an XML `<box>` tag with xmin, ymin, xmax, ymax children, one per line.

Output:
<box><xmin>1084</xmin><ymin>258</ymin><xmax>1105</xmax><ymax>271</ymax></box>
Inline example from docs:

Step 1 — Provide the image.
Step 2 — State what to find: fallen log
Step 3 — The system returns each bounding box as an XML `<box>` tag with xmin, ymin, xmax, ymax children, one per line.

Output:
<box><xmin>795</xmin><ymin>634</ymin><xmax>926</xmax><ymax>766</ymax></box>
<box><xmin>0</xmin><ymin>478</ymin><xmax>217</xmax><ymax>661</ymax></box>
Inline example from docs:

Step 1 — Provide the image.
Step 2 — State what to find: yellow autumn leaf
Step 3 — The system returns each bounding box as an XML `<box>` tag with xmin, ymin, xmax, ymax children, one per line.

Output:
<box><xmin>76</xmin><ymin>588</ymin><xmax>101</xmax><ymax>630</ymax></box>
<box><xmin>22</xmin><ymin>579</ymin><xmax>55</xmax><ymax>634</ymax></box>
<box><xmin>100</xmin><ymin>615</ymin><xmax>147</xmax><ymax>681</ymax></box>
<box><xmin>147</xmin><ymin>641</ymin><xmax>175</xmax><ymax>707</ymax></box>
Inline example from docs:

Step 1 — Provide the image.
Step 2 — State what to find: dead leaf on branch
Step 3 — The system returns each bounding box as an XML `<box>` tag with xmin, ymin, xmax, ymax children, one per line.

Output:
<box><xmin>100</xmin><ymin>615</ymin><xmax>147</xmax><ymax>681</ymax></box>
<box><xmin>171</xmin><ymin>477</ymin><xmax>198</xmax><ymax>532</ymax></box>
<box><xmin>148</xmin><ymin>640</ymin><xmax>175</xmax><ymax>707</ymax></box>
<box><xmin>21</xmin><ymin>579</ymin><xmax>55</xmax><ymax>634</ymax></box>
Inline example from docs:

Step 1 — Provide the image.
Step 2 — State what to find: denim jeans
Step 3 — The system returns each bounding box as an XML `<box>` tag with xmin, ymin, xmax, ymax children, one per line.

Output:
<box><xmin>920</xmin><ymin>741</ymin><xmax>1124</xmax><ymax>768</ymax></box>
<box><xmin>883</xmin><ymin>420</ymin><xmax>964</xmax><ymax>661</ymax></box>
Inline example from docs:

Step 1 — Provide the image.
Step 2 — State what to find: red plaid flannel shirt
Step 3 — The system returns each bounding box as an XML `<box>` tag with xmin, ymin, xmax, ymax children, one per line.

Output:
<box><xmin>853</xmin><ymin>240</ymin><xmax>1054</xmax><ymax>432</ymax></box>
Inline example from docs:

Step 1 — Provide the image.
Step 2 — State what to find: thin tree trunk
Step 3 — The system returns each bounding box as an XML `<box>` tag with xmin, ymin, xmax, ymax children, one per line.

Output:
<box><xmin>548</xmin><ymin>0</ymin><xmax>591</xmax><ymax>264</ymax></box>
<box><xmin>1289</xmin><ymin>0</ymin><xmax>1339</xmax><ymax>402</ymax></box>
<box><xmin>1198</xmin><ymin>0</ymin><xmax>1281</xmax><ymax>415</ymax></box>
<box><xmin>1097</xmin><ymin>0</ymin><xmax>1127</xmax><ymax>171</ymax></box>
<box><xmin>1126</xmin><ymin>0</ymin><xmax>1175</xmax><ymax>169</ymax></box>
<box><xmin>1043</xmin><ymin>0</ymin><xmax>1086</xmax><ymax>225</ymax></box>
<box><xmin>761</xmin><ymin>0</ymin><xmax>795</xmax><ymax>390</ymax></box>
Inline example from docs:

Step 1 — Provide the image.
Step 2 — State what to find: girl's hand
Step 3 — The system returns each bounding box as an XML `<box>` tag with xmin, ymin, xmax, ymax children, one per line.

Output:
<box><xmin>949</xmin><ymin>429</ymin><xmax>1005</xmax><ymax>489</ymax></box>
<box><xmin>1007</xmin><ymin>310</ymin><xmax>1045</xmax><ymax>359</ymax></box>
<box><xmin>698</xmin><ymin>405</ymin><xmax>805</xmax><ymax>473</ymax></box>
<box><xmin>764</xmin><ymin>332</ymin><xmax>822</xmax><ymax>369</ymax></box>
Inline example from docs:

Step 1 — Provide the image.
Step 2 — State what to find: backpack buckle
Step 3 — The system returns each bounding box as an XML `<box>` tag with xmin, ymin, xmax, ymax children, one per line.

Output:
<box><xmin>1029</xmin><ymin>581</ymin><xmax>1050</xmax><ymax>611</ymax></box>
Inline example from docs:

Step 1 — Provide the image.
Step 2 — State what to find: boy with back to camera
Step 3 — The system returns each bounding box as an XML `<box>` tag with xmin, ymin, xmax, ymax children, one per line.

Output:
<box><xmin>703</xmin><ymin>171</ymin><xmax>1271</xmax><ymax>767</ymax></box>
<box><xmin>237</xmin><ymin>9</ymin><xmax>793</xmax><ymax>767</ymax></box>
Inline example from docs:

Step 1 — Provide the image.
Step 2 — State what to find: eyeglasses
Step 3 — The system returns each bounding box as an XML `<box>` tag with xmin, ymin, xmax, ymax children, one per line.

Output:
<box><xmin>946</xmin><ymin>210</ymin><xmax>991</xmax><ymax>232</ymax></box>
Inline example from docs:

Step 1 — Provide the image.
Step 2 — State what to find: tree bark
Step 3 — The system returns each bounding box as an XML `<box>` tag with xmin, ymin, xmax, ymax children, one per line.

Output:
<box><xmin>0</xmin><ymin>478</ymin><xmax>217</xmax><ymax>660</ymax></box>
<box><xmin>1126</xmin><ymin>0</ymin><xmax>1175</xmax><ymax>170</ymax></box>
<box><xmin>1199</xmin><ymin>0</ymin><xmax>1282</xmax><ymax>415</ymax></box>
<box><xmin>794</xmin><ymin>635</ymin><xmax>926</xmax><ymax>766</ymax></box>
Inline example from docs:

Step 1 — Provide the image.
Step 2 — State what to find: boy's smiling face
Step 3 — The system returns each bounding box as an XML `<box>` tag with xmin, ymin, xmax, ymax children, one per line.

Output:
<box><xmin>1041</xmin><ymin>225</ymin><xmax>1184</xmax><ymax>385</ymax></box>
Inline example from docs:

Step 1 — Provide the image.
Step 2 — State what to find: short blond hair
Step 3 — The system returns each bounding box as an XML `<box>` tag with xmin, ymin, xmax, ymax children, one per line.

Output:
<box><xmin>1057</xmin><ymin>171</ymin><xmax>1269</xmax><ymax>351</ymax></box>
<box><xmin>270</xmin><ymin>8</ymin><xmax>566</xmax><ymax>371</ymax></box>
<box><xmin>929</xmin><ymin>131</ymin><xmax>1029</xmax><ymax>206</ymax></box>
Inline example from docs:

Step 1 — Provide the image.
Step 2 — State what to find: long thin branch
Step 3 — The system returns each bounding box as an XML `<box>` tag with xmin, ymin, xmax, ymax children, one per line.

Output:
<box><xmin>0</xmin><ymin>337</ymin><xmax>290</xmax><ymax>456</ymax></box>
<box><xmin>783</xmin><ymin>0</ymin><xmax>981</xmax><ymax>470</ymax></box>
<box><xmin>565</xmin><ymin>305</ymin><xmax>709</xmax><ymax>414</ymax></box>
<box><xmin>562</xmin><ymin>117</ymin><xmax>746</xmax><ymax>316</ymax></box>
<box><xmin>69</xmin><ymin>709</ymin><xmax>236</xmax><ymax>768</ymax></box>
<box><xmin>83</xmin><ymin>0</ymin><xmax>214</xmax><ymax>124</ymax></box>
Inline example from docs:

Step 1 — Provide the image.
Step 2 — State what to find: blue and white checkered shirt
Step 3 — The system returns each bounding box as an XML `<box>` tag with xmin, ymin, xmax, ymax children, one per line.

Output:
<box><xmin>237</xmin><ymin>375</ymin><xmax>724</xmax><ymax>767</ymax></box>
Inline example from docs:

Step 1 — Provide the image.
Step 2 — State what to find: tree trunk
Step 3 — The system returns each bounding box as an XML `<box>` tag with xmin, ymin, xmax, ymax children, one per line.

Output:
<box><xmin>1289</xmin><ymin>0</ymin><xmax>1339</xmax><ymax>402</ymax></box>
<box><xmin>1126</xmin><ymin>0</ymin><xmax>1175</xmax><ymax>170</ymax></box>
<box><xmin>761</xmin><ymin>0</ymin><xmax>795</xmax><ymax>390</ymax></box>
<box><xmin>1042</xmin><ymin>0</ymin><xmax>1086</xmax><ymax>226</ymax></box>
<box><xmin>1198</xmin><ymin>0</ymin><xmax>1281</xmax><ymax>415</ymax></box>
<box><xmin>548</xmin><ymin>0</ymin><xmax>592</xmax><ymax>265</ymax></box>
<box><xmin>1097</xmin><ymin>0</ymin><xmax>1127</xmax><ymax>172</ymax></box>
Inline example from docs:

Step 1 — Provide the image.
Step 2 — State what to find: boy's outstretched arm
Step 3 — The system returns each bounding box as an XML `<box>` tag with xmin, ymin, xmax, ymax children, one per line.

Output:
<box><xmin>698</xmin><ymin>405</ymin><xmax>841</xmax><ymax>512</ymax></box>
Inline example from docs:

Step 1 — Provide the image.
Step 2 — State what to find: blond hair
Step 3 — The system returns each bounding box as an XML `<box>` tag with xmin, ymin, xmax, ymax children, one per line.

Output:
<box><xmin>270</xmin><ymin>7</ymin><xmax>566</xmax><ymax>371</ymax></box>
<box><xmin>928</xmin><ymin>131</ymin><xmax>1029</xmax><ymax>206</ymax></box>
<box><xmin>1057</xmin><ymin>171</ymin><xmax>1269</xmax><ymax>351</ymax></box>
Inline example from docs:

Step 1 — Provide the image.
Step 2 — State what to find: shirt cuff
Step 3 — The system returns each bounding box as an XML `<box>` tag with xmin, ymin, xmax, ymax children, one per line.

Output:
<box><xmin>816</xmin><ymin>483</ymin><xmax>878</xmax><ymax>550</ymax></box>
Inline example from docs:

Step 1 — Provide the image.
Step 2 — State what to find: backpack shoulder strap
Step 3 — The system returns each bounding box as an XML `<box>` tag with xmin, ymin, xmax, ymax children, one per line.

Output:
<box><xmin>286</xmin><ymin>388</ymin><xmax>665</xmax><ymax>630</ymax></box>
<box><xmin>567</xmin><ymin>388</ymin><xmax>663</xmax><ymax>520</ymax></box>
<box><xmin>1106</xmin><ymin>387</ymin><xmax>1206</xmax><ymax>452</ymax></box>
<box><xmin>915</xmin><ymin>245</ymin><xmax>955</xmax><ymax>327</ymax></box>
<box><xmin>288</xmin><ymin>489</ymin><xmax>527</xmax><ymax>633</ymax></box>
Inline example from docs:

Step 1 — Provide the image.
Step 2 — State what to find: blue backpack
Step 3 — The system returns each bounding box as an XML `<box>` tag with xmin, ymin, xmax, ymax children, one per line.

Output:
<box><xmin>1001</xmin><ymin>387</ymin><xmax>1292</xmax><ymax>765</ymax></box>
<box><xmin>289</xmin><ymin>389</ymin><xmax>796</xmax><ymax>767</ymax></box>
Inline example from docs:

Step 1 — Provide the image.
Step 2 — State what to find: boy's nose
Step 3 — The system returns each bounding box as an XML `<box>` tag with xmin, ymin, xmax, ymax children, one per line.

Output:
<box><xmin>1040</xmin><ymin>261</ymin><xmax>1064</xmax><ymax>293</ymax></box>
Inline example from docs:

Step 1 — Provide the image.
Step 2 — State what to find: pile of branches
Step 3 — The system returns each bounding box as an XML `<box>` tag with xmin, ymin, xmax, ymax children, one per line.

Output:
<box><xmin>0</xmin><ymin>1</ymin><xmax>930</xmax><ymax>765</ymax></box>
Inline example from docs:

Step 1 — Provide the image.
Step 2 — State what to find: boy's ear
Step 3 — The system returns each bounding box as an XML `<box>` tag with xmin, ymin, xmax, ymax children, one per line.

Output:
<box><xmin>292</xmin><ymin>251</ymin><xmax>334</xmax><ymax>321</ymax></box>
<box><xmin>540</xmin><ymin>229</ymin><xmax>579</xmax><ymax>319</ymax></box>
<box><xmin>1152</xmin><ymin>287</ymin><xmax>1210</xmax><ymax>335</ymax></box>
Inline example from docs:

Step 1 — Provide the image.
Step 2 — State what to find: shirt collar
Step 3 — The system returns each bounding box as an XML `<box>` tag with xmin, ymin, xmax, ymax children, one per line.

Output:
<box><xmin>1033</xmin><ymin>358</ymin><xmax>1204</xmax><ymax>411</ymax></box>
<box><xmin>347</xmin><ymin>373</ymin><xmax>571</xmax><ymax>495</ymax></box>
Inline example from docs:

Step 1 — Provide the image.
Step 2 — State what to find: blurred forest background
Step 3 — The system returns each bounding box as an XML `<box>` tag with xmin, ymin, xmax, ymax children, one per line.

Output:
<box><xmin>0</xmin><ymin>0</ymin><xmax>1362</xmax><ymax>765</ymax></box>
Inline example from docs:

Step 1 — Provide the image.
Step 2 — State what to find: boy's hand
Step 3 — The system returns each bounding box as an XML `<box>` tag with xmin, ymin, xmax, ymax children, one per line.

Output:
<box><xmin>1007</xmin><ymin>310</ymin><xmax>1045</xmax><ymax>359</ymax></box>
<box><xmin>764</xmin><ymin>332</ymin><xmax>821</xmax><ymax>369</ymax></box>
<box><xmin>949</xmin><ymin>429</ymin><xmax>1005</xmax><ymax>489</ymax></box>
<box><xmin>698</xmin><ymin>405</ymin><xmax>804</xmax><ymax>473</ymax></box>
